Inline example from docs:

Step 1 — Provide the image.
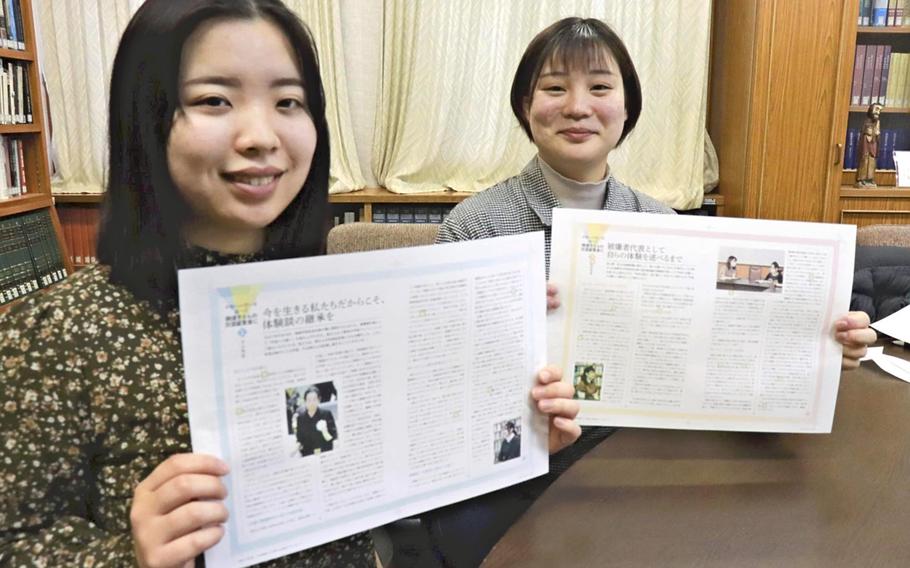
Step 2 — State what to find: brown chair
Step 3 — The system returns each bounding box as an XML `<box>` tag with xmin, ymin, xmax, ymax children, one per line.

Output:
<box><xmin>856</xmin><ymin>224</ymin><xmax>910</xmax><ymax>247</ymax></box>
<box><xmin>326</xmin><ymin>222</ymin><xmax>439</xmax><ymax>254</ymax></box>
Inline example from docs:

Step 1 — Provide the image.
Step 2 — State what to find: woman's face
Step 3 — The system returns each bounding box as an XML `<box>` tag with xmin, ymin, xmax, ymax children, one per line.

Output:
<box><xmin>305</xmin><ymin>391</ymin><xmax>319</xmax><ymax>414</ymax></box>
<box><xmin>168</xmin><ymin>18</ymin><xmax>317</xmax><ymax>254</ymax></box>
<box><xmin>525</xmin><ymin>49</ymin><xmax>627</xmax><ymax>182</ymax></box>
<box><xmin>585</xmin><ymin>368</ymin><xmax>597</xmax><ymax>381</ymax></box>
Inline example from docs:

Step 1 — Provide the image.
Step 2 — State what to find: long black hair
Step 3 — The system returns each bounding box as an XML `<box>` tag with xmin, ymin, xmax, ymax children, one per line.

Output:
<box><xmin>97</xmin><ymin>0</ymin><xmax>329</xmax><ymax>310</ymax></box>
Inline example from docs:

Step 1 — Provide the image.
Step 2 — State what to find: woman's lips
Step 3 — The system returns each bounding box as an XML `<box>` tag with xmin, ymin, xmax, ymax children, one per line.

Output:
<box><xmin>559</xmin><ymin>128</ymin><xmax>596</xmax><ymax>142</ymax></box>
<box><xmin>223</xmin><ymin>172</ymin><xmax>283</xmax><ymax>200</ymax></box>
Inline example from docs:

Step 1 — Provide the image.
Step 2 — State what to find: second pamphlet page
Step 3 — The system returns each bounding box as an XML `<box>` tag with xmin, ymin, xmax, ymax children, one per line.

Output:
<box><xmin>548</xmin><ymin>209</ymin><xmax>855</xmax><ymax>434</ymax></box>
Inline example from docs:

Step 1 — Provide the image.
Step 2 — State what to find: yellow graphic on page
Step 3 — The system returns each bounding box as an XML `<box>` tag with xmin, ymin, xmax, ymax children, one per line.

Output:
<box><xmin>229</xmin><ymin>285</ymin><xmax>262</xmax><ymax>318</ymax></box>
<box><xmin>584</xmin><ymin>223</ymin><xmax>607</xmax><ymax>275</ymax></box>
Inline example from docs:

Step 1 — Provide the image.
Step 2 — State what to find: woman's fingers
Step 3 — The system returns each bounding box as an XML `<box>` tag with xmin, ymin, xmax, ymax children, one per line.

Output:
<box><xmin>139</xmin><ymin>453</ymin><xmax>229</xmax><ymax>494</ymax></box>
<box><xmin>535</xmin><ymin>365</ymin><xmax>563</xmax><ymax>386</ymax></box>
<box><xmin>154</xmin><ymin>473</ymin><xmax>229</xmax><ymax>516</ymax></box>
<box><xmin>538</xmin><ymin>396</ymin><xmax>579</xmax><ymax>419</ymax></box>
<box><xmin>153</xmin><ymin>524</ymin><xmax>226</xmax><ymax>568</ymax></box>
<box><xmin>158</xmin><ymin>500</ymin><xmax>230</xmax><ymax>544</ymax></box>
<box><xmin>547</xmin><ymin>283</ymin><xmax>561</xmax><ymax>311</ymax></box>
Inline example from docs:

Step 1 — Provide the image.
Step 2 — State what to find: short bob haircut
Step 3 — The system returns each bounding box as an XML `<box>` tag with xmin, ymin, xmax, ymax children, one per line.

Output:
<box><xmin>510</xmin><ymin>17</ymin><xmax>642</xmax><ymax>147</ymax></box>
<box><xmin>97</xmin><ymin>0</ymin><xmax>329</xmax><ymax>310</ymax></box>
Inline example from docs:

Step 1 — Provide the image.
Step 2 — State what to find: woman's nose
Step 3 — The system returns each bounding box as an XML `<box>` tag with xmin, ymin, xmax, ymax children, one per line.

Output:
<box><xmin>563</xmin><ymin>90</ymin><xmax>593</xmax><ymax>118</ymax></box>
<box><xmin>235</xmin><ymin>108</ymin><xmax>280</xmax><ymax>153</ymax></box>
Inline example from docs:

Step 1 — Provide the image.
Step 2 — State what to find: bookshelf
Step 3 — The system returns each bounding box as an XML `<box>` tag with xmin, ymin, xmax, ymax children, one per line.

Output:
<box><xmin>836</xmin><ymin>8</ymin><xmax>910</xmax><ymax>226</ymax></box>
<box><xmin>0</xmin><ymin>0</ymin><xmax>72</xmax><ymax>309</ymax></box>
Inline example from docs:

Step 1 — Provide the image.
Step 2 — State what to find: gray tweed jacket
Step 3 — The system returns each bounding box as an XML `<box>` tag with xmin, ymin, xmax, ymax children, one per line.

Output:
<box><xmin>436</xmin><ymin>157</ymin><xmax>674</xmax><ymax>275</ymax></box>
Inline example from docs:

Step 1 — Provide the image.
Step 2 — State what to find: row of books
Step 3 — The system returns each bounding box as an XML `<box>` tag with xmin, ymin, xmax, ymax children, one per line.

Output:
<box><xmin>0</xmin><ymin>0</ymin><xmax>25</xmax><ymax>51</ymax></box>
<box><xmin>0</xmin><ymin>209</ymin><xmax>67</xmax><ymax>307</ymax></box>
<box><xmin>844</xmin><ymin>127</ymin><xmax>906</xmax><ymax>170</ymax></box>
<box><xmin>0</xmin><ymin>59</ymin><xmax>31</xmax><ymax>125</ymax></box>
<box><xmin>371</xmin><ymin>204</ymin><xmax>455</xmax><ymax>224</ymax></box>
<box><xmin>57</xmin><ymin>205</ymin><xmax>99</xmax><ymax>266</ymax></box>
<box><xmin>851</xmin><ymin>45</ymin><xmax>895</xmax><ymax>107</ymax></box>
<box><xmin>0</xmin><ymin>134</ymin><xmax>26</xmax><ymax>198</ymax></box>
<box><xmin>858</xmin><ymin>0</ymin><xmax>910</xmax><ymax>26</ymax></box>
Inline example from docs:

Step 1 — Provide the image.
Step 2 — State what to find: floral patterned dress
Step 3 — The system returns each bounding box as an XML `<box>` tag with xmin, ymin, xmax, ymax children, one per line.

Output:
<box><xmin>0</xmin><ymin>250</ymin><xmax>375</xmax><ymax>567</ymax></box>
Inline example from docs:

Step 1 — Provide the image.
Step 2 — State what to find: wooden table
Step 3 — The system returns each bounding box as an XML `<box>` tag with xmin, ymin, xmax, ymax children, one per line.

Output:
<box><xmin>484</xmin><ymin>345</ymin><xmax>910</xmax><ymax>568</ymax></box>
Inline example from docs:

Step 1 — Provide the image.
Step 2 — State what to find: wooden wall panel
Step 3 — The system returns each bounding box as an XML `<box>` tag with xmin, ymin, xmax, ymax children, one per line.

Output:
<box><xmin>750</xmin><ymin>0</ymin><xmax>846</xmax><ymax>221</ymax></box>
<box><xmin>709</xmin><ymin>0</ymin><xmax>855</xmax><ymax>222</ymax></box>
<box><xmin>708</xmin><ymin>1</ymin><xmax>758</xmax><ymax>219</ymax></box>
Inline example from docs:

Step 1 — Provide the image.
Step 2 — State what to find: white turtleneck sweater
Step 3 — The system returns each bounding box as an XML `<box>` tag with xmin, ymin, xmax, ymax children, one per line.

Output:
<box><xmin>537</xmin><ymin>156</ymin><xmax>608</xmax><ymax>210</ymax></box>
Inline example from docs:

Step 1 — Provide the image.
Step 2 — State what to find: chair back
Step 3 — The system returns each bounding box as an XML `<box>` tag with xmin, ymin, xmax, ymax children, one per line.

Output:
<box><xmin>326</xmin><ymin>222</ymin><xmax>439</xmax><ymax>254</ymax></box>
<box><xmin>856</xmin><ymin>224</ymin><xmax>910</xmax><ymax>247</ymax></box>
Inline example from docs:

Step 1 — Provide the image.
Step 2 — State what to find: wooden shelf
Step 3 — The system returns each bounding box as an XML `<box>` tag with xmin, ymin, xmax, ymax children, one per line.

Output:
<box><xmin>857</xmin><ymin>26</ymin><xmax>910</xmax><ymax>34</ymax></box>
<box><xmin>53</xmin><ymin>193</ymin><xmax>104</xmax><ymax>204</ymax></box>
<box><xmin>0</xmin><ymin>192</ymin><xmax>52</xmax><ymax>217</ymax></box>
<box><xmin>0</xmin><ymin>47</ymin><xmax>33</xmax><ymax>61</ymax></box>
<box><xmin>329</xmin><ymin>187</ymin><xmax>474</xmax><ymax>204</ymax></box>
<box><xmin>840</xmin><ymin>186</ymin><xmax>910</xmax><ymax>198</ymax></box>
<box><xmin>0</xmin><ymin>123</ymin><xmax>39</xmax><ymax>134</ymax></box>
<box><xmin>848</xmin><ymin>105</ymin><xmax>910</xmax><ymax>113</ymax></box>
<box><xmin>54</xmin><ymin>188</ymin><xmax>475</xmax><ymax>206</ymax></box>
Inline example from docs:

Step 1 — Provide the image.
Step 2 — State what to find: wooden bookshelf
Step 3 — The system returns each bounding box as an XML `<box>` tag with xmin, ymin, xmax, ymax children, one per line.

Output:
<box><xmin>0</xmin><ymin>0</ymin><xmax>73</xmax><ymax>307</ymax></box>
<box><xmin>834</xmin><ymin>4</ymin><xmax>910</xmax><ymax>227</ymax></box>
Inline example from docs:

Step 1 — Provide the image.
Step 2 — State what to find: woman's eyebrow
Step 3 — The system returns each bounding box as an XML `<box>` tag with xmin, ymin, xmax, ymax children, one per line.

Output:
<box><xmin>181</xmin><ymin>76</ymin><xmax>303</xmax><ymax>88</ymax></box>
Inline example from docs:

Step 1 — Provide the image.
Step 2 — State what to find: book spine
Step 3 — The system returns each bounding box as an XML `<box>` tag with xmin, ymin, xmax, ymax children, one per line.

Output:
<box><xmin>87</xmin><ymin>207</ymin><xmax>98</xmax><ymax>265</ymax></box>
<box><xmin>852</xmin><ymin>45</ymin><xmax>867</xmax><ymax>105</ymax></box>
<box><xmin>879</xmin><ymin>46</ymin><xmax>892</xmax><ymax>104</ymax></box>
<box><xmin>845</xmin><ymin>128</ymin><xmax>859</xmax><ymax>170</ymax></box>
<box><xmin>888</xmin><ymin>0</ymin><xmax>897</xmax><ymax>25</ymax></box>
<box><xmin>860</xmin><ymin>43</ymin><xmax>874</xmax><ymax>103</ymax></box>
<box><xmin>15</xmin><ymin>62</ymin><xmax>23</xmax><ymax>123</ymax></box>
<box><xmin>22</xmin><ymin>65</ymin><xmax>31</xmax><ymax>123</ymax></box>
<box><xmin>5</xmin><ymin>0</ymin><xmax>16</xmax><ymax>49</ymax></box>
<box><xmin>871</xmin><ymin>45</ymin><xmax>885</xmax><ymax>103</ymax></box>
<box><xmin>874</xmin><ymin>0</ymin><xmax>890</xmax><ymax>25</ymax></box>
<box><xmin>883</xmin><ymin>129</ymin><xmax>896</xmax><ymax>169</ymax></box>
<box><xmin>895</xmin><ymin>53</ymin><xmax>907</xmax><ymax>107</ymax></box>
<box><xmin>16</xmin><ymin>136</ymin><xmax>24</xmax><ymax>193</ymax></box>
<box><xmin>12</xmin><ymin>0</ymin><xmax>23</xmax><ymax>50</ymax></box>
<box><xmin>0</xmin><ymin>1</ymin><xmax>7</xmax><ymax>50</ymax></box>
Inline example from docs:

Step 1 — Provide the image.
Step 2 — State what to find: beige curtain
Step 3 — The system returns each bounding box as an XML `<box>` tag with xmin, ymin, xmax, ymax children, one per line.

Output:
<box><xmin>372</xmin><ymin>0</ymin><xmax>712</xmax><ymax>209</ymax></box>
<box><xmin>286</xmin><ymin>1</ymin><xmax>366</xmax><ymax>193</ymax></box>
<box><xmin>35</xmin><ymin>0</ymin><xmax>133</xmax><ymax>194</ymax></box>
<box><xmin>36</xmin><ymin>0</ymin><xmax>364</xmax><ymax>195</ymax></box>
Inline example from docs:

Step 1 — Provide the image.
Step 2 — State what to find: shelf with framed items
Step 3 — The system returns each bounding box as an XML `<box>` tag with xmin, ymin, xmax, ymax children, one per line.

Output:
<box><xmin>0</xmin><ymin>0</ymin><xmax>72</xmax><ymax>311</ymax></box>
<box><xmin>836</xmin><ymin>9</ymin><xmax>910</xmax><ymax>227</ymax></box>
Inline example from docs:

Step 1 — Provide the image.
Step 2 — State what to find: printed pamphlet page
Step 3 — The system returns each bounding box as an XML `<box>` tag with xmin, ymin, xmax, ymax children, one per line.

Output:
<box><xmin>178</xmin><ymin>233</ymin><xmax>549</xmax><ymax>568</ymax></box>
<box><xmin>548</xmin><ymin>209</ymin><xmax>855</xmax><ymax>433</ymax></box>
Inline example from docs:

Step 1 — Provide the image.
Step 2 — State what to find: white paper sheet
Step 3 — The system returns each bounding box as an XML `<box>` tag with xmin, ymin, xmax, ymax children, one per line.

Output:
<box><xmin>178</xmin><ymin>233</ymin><xmax>549</xmax><ymax>568</ymax></box>
<box><xmin>871</xmin><ymin>304</ymin><xmax>910</xmax><ymax>343</ymax></box>
<box><xmin>861</xmin><ymin>345</ymin><xmax>910</xmax><ymax>383</ymax></box>
<box><xmin>548</xmin><ymin>209</ymin><xmax>855</xmax><ymax>434</ymax></box>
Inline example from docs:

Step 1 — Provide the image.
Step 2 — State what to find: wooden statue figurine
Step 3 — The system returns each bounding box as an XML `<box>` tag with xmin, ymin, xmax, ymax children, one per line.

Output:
<box><xmin>856</xmin><ymin>102</ymin><xmax>882</xmax><ymax>188</ymax></box>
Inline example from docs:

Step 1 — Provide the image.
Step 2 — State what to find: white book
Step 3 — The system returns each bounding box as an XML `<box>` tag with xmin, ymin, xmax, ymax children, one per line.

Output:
<box><xmin>6</xmin><ymin>63</ymin><xmax>16</xmax><ymax>124</ymax></box>
<box><xmin>15</xmin><ymin>63</ymin><xmax>23</xmax><ymax>123</ymax></box>
<box><xmin>0</xmin><ymin>70</ymin><xmax>8</xmax><ymax>124</ymax></box>
<box><xmin>0</xmin><ymin>135</ymin><xmax>7</xmax><ymax>199</ymax></box>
